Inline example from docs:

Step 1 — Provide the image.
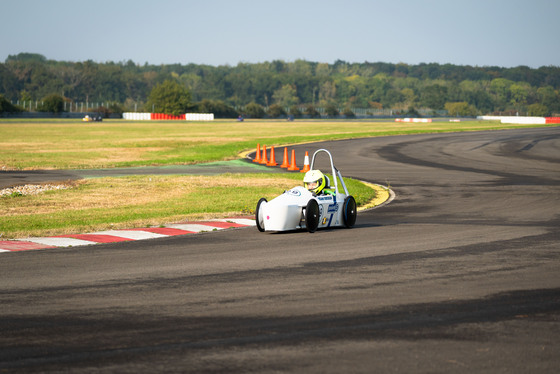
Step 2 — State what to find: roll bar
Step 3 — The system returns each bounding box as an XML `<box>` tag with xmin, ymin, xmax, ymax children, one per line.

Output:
<box><xmin>309</xmin><ymin>149</ymin><xmax>349</xmax><ymax>196</ymax></box>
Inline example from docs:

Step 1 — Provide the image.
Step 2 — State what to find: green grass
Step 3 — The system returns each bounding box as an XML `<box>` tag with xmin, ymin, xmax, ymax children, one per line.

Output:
<box><xmin>0</xmin><ymin>173</ymin><xmax>374</xmax><ymax>238</ymax></box>
<box><xmin>1</xmin><ymin>118</ymin><xmax>555</xmax><ymax>170</ymax></box>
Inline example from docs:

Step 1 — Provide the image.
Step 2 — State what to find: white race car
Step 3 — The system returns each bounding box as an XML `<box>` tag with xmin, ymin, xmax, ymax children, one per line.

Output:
<box><xmin>256</xmin><ymin>149</ymin><xmax>357</xmax><ymax>233</ymax></box>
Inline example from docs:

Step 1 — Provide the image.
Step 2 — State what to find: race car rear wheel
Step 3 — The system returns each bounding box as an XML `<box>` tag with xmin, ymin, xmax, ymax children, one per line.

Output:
<box><xmin>343</xmin><ymin>195</ymin><xmax>357</xmax><ymax>228</ymax></box>
<box><xmin>305</xmin><ymin>199</ymin><xmax>320</xmax><ymax>233</ymax></box>
<box><xmin>256</xmin><ymin>198</ymin><xmax>267</xmax><ymax>232</ymax></box>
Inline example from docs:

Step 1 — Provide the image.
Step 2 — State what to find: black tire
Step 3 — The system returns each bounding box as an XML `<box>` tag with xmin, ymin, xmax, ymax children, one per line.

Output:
<box><xmin>343</xmin><ymin>195</ymin><xmax>357</xmax><ymax>228</ymax></box>
<box><xmin>305</xmin><ymin>199</ymin><xmax>320</xmax><ymax>233</ymax></box>
<box><xmin>256</xmin><ymin>198</ymin><xmax>267</xmax><ymax>232</ymax></box>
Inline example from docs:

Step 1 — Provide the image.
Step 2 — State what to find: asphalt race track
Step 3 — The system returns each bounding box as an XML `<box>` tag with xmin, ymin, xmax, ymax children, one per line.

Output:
<box><xmin>1</xmin><ymin>127</ymin><xmax>559</xmax><ymax>373</ymax></box>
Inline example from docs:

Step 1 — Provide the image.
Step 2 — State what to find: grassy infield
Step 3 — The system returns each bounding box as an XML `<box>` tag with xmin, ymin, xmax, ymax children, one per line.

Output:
<box><xmin>1</xmin><ymin>118</ymin><xmax>553</xmax><ymax>239</ymax></box>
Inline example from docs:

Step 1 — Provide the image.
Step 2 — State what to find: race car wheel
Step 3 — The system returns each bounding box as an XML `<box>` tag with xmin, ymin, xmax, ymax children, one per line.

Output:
<box><xmin>305</xmin><ymin>199</ymin><xmax>320</xmax><ymax>233</ymax></box>
<box><xmin>256</xmin><ymin>198</ymin><xmax>267</xmax><ymax>232</ymax></box>
<box><xmin>343</xmin><ymin>195</ymin><xmax>357</xmax><ymax>228</ymax></box>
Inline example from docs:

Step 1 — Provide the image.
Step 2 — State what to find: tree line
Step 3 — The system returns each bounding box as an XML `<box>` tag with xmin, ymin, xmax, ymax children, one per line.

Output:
<box><xmin>1</xmin><ymin>53</ymin><xmax>559</xmax><ymax>117</ymax></box>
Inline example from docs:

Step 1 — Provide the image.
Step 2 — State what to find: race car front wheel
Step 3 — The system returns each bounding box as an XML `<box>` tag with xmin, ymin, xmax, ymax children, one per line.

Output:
<box><xmin>305</xmin><ymin>199</ymin><xmax>320</xmax><ymax>233</ymax></box>
<box><xmin>343</xmin><ymin>195</ymin><xmax>357</xmax><ymax>228</ymax></box>
<box><xmin>256</xmin><ymin>198</ymin><xmax>267</xmax><ymax>232</ymax></box>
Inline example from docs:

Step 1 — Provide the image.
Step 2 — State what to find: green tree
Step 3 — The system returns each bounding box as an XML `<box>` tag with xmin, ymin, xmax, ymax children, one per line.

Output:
<box><xmin>193</xmin><ymin>99</ymin><xmax>238</xmax><ymax>118</ymax></box>
<box><xmin>489</xmin><ymin>78</ymin><xmax>514</xmax><ymax>110</ymax></box>
<box><xmin>444</xmin><ymin>101</ymin><xmax>477</xmax><ymax>117</ymax></box>
<box><xmin>6</xmin><ymin>53</ymin><xmax>47</xmax><ymax>63</ymax></box>
<box><xmin>38</xmin><ymin>94</ymin><xmax>64</xmax><ymax>113</ymax></box>
<box><xmin>2</xmin><ymin>57</ymin><xmax>560</xmax><ymax>116</ymax></box>
<box><xmin>180</xmin><ymin>73</ymin><xmax>203</xmax><ymax>101</ymax></box>
<box><xmin>243</xmin><ymin>102</ymin><xmax>265</xmax><ymax>118</ymax></box>
<box><xmin>98</xmin><ymin>102</ymin><xmax>125</xmax><ymax>116</ymax></box>
<box><xmin>319</xmin><ymin>81</ymin><xmax>336</xmax><ymax>105</ymax></box>
<box><xmin>420</xmin><ymin>84</ymin><xmax>448</xmax><ymax>109</ymax></box>
<box><xmin>145</xmin><ymin>80</ymin><xmax>192</xmax><ymax>116</ymax></box>
<box><xmin>400</xmin><ymin>87</ymin><xmax>416</xmax><ymax>107</ymax></box>
<box><xmin>405</xmin><ymin>106</ymin><xmax>421</xmax><ymax>117</ymax></box>
<box><xmin>272</xmin><ymin>84</ymin><xmax>298</xmax><ymax>107</ymax></box>
<box><xmin>537</xmin><ymin>86</ymin><xmax>560</xmax><ymax>113</ymax></box>
<box><xmin>0</xmin><ymin>65</ymin><xmax>19</xmax><ymax>99</ymax></box>
<box><xmin>325</xmin><ymin>103</ymin><xmax>339</xmax><ymax>117</ymax></box>
<box><xmin>289</xmin><ymin>105</ymin><xmax>302</xmax><ymax>118</ymax></box>
<box><xmin>20</xmin><ymin>90</ymin><xmax>32</xmax><ymax>102</ymax></box>
<box><xmin>267</xmin><ymin>104</ymin><xmax>287</xmax><ymax>118</ymax></box>
<box><xmin>0</xmin><ymin>94</ymin><xmax>23</xmax><ymax>113</ymax></box>
<box><xmin>527</xmin><ymin>103</ymin><xmax>549</xmax><ymax>116</ymax></box>
<box><xmin>342</xmin><ymin>107</ymin><xmax>356</xmax><ymax>118</ymax></box>
<box><xmin>304</xmin><ymin>104</ymin><xmax>321</xmax><ymax>118</ymax></box>
<box><xmin>509</xmin><ymin>83</ymin><xmax>529</xmax><ymax>109</ymax></box>
<box><xmin>288</xmin><ymin>59</ymin><xmax>313</xmax><ymax>76</ymax></box>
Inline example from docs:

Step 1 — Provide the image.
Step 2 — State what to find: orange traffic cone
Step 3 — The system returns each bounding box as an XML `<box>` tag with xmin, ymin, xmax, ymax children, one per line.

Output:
<box><xmin>280</xmin><ymin>147</ymin><xmax>290</xmax><ymax>168</ymax></box>
<box><xmin>253</xmin><ymin>144</ymin><xmax>261</xmax><ymax>163</ymax></box>
<box><xmin>300</xmin><ymin>151</ymin><xmax>311</xmax><ymax>173</ymax></box>
<box><xmin>260</xmin><ymin>145</ymin><xmax>268</xmax><ymax>164</ymax></box>
<box><xmin>267</xmin><ymin>146</ymin><xmax>278</xmax><ymax>166</ymax></box>
<box><xmin>287</xmin><ymin>149</ymin><xmax>300</xmax><ymax>171</ymax></box>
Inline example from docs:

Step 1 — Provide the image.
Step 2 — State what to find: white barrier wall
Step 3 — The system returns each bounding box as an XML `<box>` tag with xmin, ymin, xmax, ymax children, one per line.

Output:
<box><xmin>477</xmin><ymin>116</ymin><xmax>503</xmax><ymax>121</ymax></box>
<box><xmin>477</xmin><ymin>115</ymin><xmax>546</xmax><ymax>124</ymax></box>
<box><xmin>123</xmin><ymin>113</ymin><xmax>214</xmax><ymax>121</ymax></box>
<box><xmin>123</xmin><ymin>112</ymin><xmax>151</xmax><ymax>120</ymax></box>
<box><xmin>395</xmin><ymin>118</ymin><xmax>433</xmax><ymax>123</ymax></box>
<box><xmin>501</xmin><ymin>116</ymin><xmax>546</xmax><ymax>124</ymax></box>
<box><xmin>186</xmin><ymin>113</ymin><xmax>214</xmax><ymax>121</ymax></box>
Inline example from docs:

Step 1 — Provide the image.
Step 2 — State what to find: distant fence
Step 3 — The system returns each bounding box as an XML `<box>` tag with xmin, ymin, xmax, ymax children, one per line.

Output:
<box><xmin>0</xmin><ymin>112</ymin><xmax>121</xmax><ymax>119</ymax></box>
<box><xmin>10</xmin><ymin>100</ymin><xmax>117</xmax><ymax>113</ymax></box>
<box><xmin>9</xmin><ymin>99</ymin><xmax>447</xmax><ymax>118</ymax></box>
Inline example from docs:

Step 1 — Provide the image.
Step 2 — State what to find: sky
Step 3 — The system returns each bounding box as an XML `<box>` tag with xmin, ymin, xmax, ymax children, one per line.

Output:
<box><xmin>2</xmin><ymin>0</ymin><xmax>559</xmax><ymax>68</ymax></box>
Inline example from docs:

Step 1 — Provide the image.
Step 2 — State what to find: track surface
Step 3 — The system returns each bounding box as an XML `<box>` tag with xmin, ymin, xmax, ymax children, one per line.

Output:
<box><xmin>1</xmin><ymin>127</ymin><xmax>559</xmax><ymax>373</ymax></box>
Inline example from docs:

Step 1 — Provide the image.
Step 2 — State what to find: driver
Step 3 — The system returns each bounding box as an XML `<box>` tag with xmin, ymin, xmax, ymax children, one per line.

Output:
<box><xmin>303</xmin><ymin>169</ymin><xmax>333</xmax><ymax>195</ymax></box>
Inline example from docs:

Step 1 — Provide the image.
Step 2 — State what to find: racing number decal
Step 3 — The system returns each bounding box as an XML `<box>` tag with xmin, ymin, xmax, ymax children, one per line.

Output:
<box><xmin>318</xmin><ymin>202</ymin><xmax>338</xmax><ymax>227</ymax></box>
<box><xmin>326</xmin><ymin>203</ymin><xmax>338</xmax><ymax>227</ymax></box>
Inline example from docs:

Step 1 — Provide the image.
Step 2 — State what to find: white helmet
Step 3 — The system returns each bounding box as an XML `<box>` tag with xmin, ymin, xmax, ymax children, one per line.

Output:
<box><xmin>303</xmin><ymin>170</ymin><xmax>327</xmax><ymax>194</ymax></box>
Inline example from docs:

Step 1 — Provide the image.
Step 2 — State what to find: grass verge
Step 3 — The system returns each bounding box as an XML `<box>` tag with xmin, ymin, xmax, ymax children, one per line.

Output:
<box><xmin>0</xmin><ymin>173</ymin><xmax>375</xmax><ymax>239</ymax></box>
<box><xmin>1</xmin><ymin>118</ymin><xmax>556</xmax><ymax>170</ymax></box>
